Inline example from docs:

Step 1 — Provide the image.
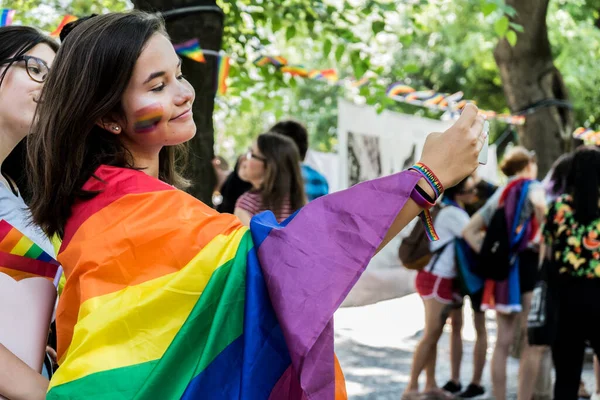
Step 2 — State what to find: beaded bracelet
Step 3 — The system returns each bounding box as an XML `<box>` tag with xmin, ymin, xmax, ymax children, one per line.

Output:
<box><xmin>409</xmin><ymin>162</ymin><xmax>444</xmax><ymax>199</ymax></box>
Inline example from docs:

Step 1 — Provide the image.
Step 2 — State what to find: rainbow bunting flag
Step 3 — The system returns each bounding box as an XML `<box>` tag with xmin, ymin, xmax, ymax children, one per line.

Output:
<box><xmin>253</xmin><ymin>55</ymin><xmax>288</xmax><ymax>68</ymax></box>
<box><xmin>281</xmin><ymin>64</ymin><xmax>309</xmax><ymax>77</ymax></box>
<box><xmin>0</xmin><ymin>220</ymin><xmax>59</xmax><ymax>281</ymax></box>
<box><xmin>0</xmin><ymin>9</ymin><xmax>15</xmax><ymax>27</ymax></box>
<box><xmin>173</xmin><ymin>38</ymin><xmax>206</xmax><ymax>63</ymax></box>
<box><xmin>308</xmin><ymin>69</ymin><xmax>338</xmax><ymax>82</ymax></box>
<box><xmin>217</xmin><ymin>55</ymin><xmax>230</xmax><ymax>95</ymax></box>
<box><xmin>50</xmin><ymin>15</ymin><xmax>78</xmax><ymax>37</ymax></box>
<box><xmin>46</xmin><ymin>165</ymin><xmax>421</xmax><ymax>399</ymax></box>
<box><xmin>573</xmin><ymin>127</ymin><xmax>600</xmax><ymax>145</ymax></box>
<box><xmin>350</xmin><ymin>76</ymin><xmax>371</xmax><ymax>88</ymax></box>
<box><xmin>386</xmin><ymin>83</ymin><xmax>415</xmax><ymax>97</ymax></box>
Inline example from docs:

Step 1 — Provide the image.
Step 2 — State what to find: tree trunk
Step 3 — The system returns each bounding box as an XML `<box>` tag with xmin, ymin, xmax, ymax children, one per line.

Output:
<box><xmin>133</xmin><ymin>0</ymin><xmax>223</xmax><ymax>203</ymax></box>
<box><xmin>494</xmin><ymin>0</ymin><xmax>573</xmax><ymax>177</ymax></box>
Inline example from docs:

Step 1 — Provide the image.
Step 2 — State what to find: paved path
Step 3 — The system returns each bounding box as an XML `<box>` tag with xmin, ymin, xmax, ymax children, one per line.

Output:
<box><xmin>334</xmin><ymin>294</ymin><xmax>595</xmax><ymax>399</ymax></box>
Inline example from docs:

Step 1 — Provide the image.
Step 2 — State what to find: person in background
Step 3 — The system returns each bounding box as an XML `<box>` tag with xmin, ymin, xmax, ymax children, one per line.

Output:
<box><xmin>404</xmin><ymin>177</ymin><xmax>478</xmax><ymax>400</ymax></box>
<box><xmin>465</xmin><ymin>170</ymin><xmax>498</xmax><ymax>216</ymax></box>
<box><xmin>542</xmin><ymin>152</ymin><xmax>574</xmax><ymax>204</ymax></box>
<box><xmin>235</xmin><ymin>133</ymin><xmax>306</xmax><ymax>225</ymax></box>
<box><xmin>270</xmin><ymin>120</ymin><xmax>329</xmax><ymax>201</ymax></box>
<box><xmin>0</xmin><ymin>25</ymin><xmax>58</xmax><ymax>400</ymax></box>
<box><xmin>542</xmin><ymin>146</ymin><xmax>600</xmax><ymax>400</ymax></box>
<box><xmin>443</xmin><ymin>170</ymin><xmax>495</xmax><ymax>398</ymax></box>
<box><xmin>463</xmin><ymin>146</ymin><xmax>546</xmax><ymax>400</ymax></box>
<box><xmin>216</xmin><ymin>155</ymin><xmax>252</xmax><ymax>214</ymax></box>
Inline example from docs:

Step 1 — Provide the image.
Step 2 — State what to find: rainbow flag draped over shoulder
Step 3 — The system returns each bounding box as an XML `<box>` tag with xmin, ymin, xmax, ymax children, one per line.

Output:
<box><xmin>47</xmin><ymin>165</ymin><xmax>420</xmax><ymax>399</ymax></box>
<box><xmin>0</xmin><ymin>220</ymin><xmax>59</xmax><ymax>281</ymax></box>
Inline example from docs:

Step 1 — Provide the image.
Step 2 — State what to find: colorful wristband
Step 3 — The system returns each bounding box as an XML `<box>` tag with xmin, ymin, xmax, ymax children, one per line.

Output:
<box><xmin>410</xmin><ymin>185</ymin><xmax>440</xmax><ymax>241</ymax></box>
<box><xmin>410</xmin><ymin>185</ymin><xmax>435</xmax><ymax>209</ymax></box>
<box><xmin>410</xmin><ymin>162</ymin><xmax>444</xmax><ymax>198</ymax></box>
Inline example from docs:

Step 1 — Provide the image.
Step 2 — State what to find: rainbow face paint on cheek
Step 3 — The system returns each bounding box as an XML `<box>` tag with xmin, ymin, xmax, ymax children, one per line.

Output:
<box><xmin>133</xmin><ymin>103</ymin><xmax>163</xmax><ymax>134</ymax></box>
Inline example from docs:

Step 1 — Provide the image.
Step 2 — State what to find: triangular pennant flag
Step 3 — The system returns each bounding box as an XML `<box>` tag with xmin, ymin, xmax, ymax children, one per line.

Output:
<box><xmin>50</xmin><ymin>15</ymin><xmax>78</xmax><ymax>37</ymax></box>
<box><xmin>173</xmin><ymin>38</ymin><xmax>206</xmax><ymax>63</ymax></box>
<box><xmin>217</xmin><ymin>55</ymin><xmax>230</xmax><ymax>95</ymax></box>
<box><xmin>0</xmin><ymin>9</ymin><xmax>15</xmax><ymax>27</ymax></box>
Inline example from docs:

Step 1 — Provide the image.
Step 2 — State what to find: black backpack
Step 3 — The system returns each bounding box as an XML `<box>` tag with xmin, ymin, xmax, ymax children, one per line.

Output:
<box><xmin>475</xmin><ymin>207</ymin><xmax>514</xmax><ymax>281</ymax></box>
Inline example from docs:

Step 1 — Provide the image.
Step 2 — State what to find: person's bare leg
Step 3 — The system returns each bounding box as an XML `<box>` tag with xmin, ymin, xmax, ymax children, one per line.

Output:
<box><xmin>491</xmin><ymin>312</ymin><xmax>517</xmax><ymax>400</ymax></box>
<box><xmin>425</xmin><ymin>340</ymin><xmax>439</xmax><ymax>391</ymax></box>
<box><xmin>517</xmin><ymin>292</ymin><xmax>547</xmax><ymax>400</ymax></box>
<box><xmin>471</xmin><ymin>310</ymin><xmax>487</xmax><ymax>385</ymax></box>
<box><xmin>450</xmin><ymin>307</ymin><xmax>464</xmax><ymax>385</ymax></box>
<box><xmin>406</xmin><ymin>298</ymin><xmax>447</xmax><ymax>392</ymax></box>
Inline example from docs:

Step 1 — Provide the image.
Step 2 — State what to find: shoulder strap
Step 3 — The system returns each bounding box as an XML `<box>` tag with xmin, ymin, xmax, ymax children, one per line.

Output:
<box><xmin>429</xmin><ymin>241</ymin><xmax>451</xmax><ymax>273</ymax></box>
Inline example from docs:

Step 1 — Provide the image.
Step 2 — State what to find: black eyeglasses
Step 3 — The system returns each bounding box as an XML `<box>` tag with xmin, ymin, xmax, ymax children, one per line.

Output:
<box><xmin>1</xmin><ymin>55</ymin><xmax>50</xmax><ymax>83</ymax></box>
<box><xmin>246</xmin><ymin>150</ymin><xmax>266</xmax><ymax>162</ymax></box>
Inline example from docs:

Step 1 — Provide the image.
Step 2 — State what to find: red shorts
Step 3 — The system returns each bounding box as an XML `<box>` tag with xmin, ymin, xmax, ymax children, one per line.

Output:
<box><xmin>415</xmin><ymin>270</ymin><xmax>461</xmax><ymax>304</ymax></box>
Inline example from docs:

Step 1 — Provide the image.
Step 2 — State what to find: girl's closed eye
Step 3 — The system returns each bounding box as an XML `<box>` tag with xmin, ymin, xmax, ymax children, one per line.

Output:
<box><xmin>151</xmin><ymin>83</ymin><xmax>165</xmax><ymax>92</ymax></box>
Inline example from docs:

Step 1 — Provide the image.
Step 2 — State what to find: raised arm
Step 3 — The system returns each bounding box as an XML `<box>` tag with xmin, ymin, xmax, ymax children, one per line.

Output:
<box><xmin>377</xmin><ymin>104</ymin><xmax>486</xmax><ymax>253</ymax></box>
<box><xmin>0</xmin><ymin>344</ymin><xmax>48</xmax><ymax>400</ymax></box>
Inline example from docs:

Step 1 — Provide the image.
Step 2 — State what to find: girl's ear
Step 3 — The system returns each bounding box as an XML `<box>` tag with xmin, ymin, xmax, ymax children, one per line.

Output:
<box><xmin>96</xmin><ymin>115</ymin><xmax>123</xmax><ymax>135</ymax></box>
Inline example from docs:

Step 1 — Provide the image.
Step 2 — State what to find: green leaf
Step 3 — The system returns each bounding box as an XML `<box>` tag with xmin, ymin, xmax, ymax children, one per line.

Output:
<box><xmin>502</xmin><ymin>5</ymin><xmax>517</xmax><ymax>17</ymax></box>
<box><xmin>481</xmin><ymin>1</ymin><xmax>497</xmax><ymax>16</ymax></box>
<box><xmin>272</xmin><ymin>18</ymin><xmax>281</xmax><ymax>32</ymax></box>
<box><xmin>285</xmin><ymin>25</ymin><xmax>296</xmax><ymax>41</ymax></box>
<box><xmin>509</xmin><ymin>22</ymin><xmax>524</xmax><ymax>33</ymax></box>
<box><xmin>506</xmin><ymin>30</ymin><xmax>517</xmax><ymax>46</ymax></box>
<box><xmin>372</xmin><ymin>21</ymin><xmax>385</xmax><ymax>35</ymax></box>
<box><xmin>351</xmin><ymin>53</ymin><xmax>366</xmax><ymax>80</ymax></box>
<box><xmin>335</xmin><ymin>44</ymin><xmax>345</xmax><ymax>63</ymax></box>
<box><xmin>404</xmin><ymin>64</ymin><xmax>420</xmax><ymax>74</ymax></box>
<box><xmin>494</xmin><ymin>16</ymin><xmax>509</xmax><ymax>37</ymax></box>
<box><xmin>323</xmin><ymin>39</ymin><xmax>333</xmax><ymax>58</ymax></box>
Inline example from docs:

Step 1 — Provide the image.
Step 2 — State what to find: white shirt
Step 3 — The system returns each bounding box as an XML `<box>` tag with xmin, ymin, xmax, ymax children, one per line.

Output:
<box><xmin>424</xmin><ymin>206</ymin><xmax>470</xmax><ymax>278</ymax></box>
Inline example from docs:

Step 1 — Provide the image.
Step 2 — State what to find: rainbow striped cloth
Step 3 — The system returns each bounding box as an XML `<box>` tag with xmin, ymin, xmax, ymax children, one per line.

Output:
<box><xmin>47</xmin><ymin>165</ymin><xmax>420</xmax><ymax>399</ymax></box>
<box><xmin>0</xmin><ymin>220</ymin><xmax>58</xmax><ymax>281</ymax></box>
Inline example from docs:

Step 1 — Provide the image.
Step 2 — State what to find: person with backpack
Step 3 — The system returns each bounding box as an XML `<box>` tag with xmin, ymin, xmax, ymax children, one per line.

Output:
<box><xmin>462</xmin><ymin>146</ymin><xmax>546</xmax><ymax>400</ymax></box>
<box><xmin>403</xmin><ymin>177</ymin><xmax>478</xmax><ymax>400</ymax></box>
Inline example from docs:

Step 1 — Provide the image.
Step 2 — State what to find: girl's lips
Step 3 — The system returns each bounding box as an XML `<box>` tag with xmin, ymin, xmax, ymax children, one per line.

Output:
<box><xmin>171</xmin><ymin>109</ymin><xmax>192</xmax><ymax>121</ymax></box>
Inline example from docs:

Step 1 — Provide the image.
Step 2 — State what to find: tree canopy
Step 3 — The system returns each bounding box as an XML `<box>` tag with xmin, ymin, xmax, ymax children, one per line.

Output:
<box><xmin>5</xmin><ymin>0</ymin><xmax>600</xmax><ymax>160</ymax></box>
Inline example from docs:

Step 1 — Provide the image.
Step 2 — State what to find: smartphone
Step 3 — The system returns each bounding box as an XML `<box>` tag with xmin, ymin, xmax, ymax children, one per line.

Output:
<box><xmin>478</xmin><ymin>121</ymin><xmax>489</xmax><ymax>165</ymax></box>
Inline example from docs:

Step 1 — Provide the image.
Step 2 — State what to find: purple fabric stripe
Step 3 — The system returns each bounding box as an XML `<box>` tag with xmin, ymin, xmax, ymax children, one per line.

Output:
<box><xmin>258</xmin><ymin>170</ymin><xmax>420</xmax><ymax>399</ymax></box>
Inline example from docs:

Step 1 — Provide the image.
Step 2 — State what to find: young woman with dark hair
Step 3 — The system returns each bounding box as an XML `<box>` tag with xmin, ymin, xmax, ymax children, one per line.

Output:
<box><xmin>462</xmin><ymin>146</ymin><xmax>546</xmax><ymax>400</ymax></box>
<box><xmin>542</xmin><ymin>146</ymin><xmax>600</xmax><ymax>399</ymax></box>
<box><xmin>27</xmin><ymin>11</ymin><xmax>486</xmax><ymax>398</ymax></box>
<box><xmin>0</xmin><ymin>25</ymin><xmax>58</xmax><ymax>400</ymax></box>
<box><xmin>235</xmin><ymin>133</ymin><xmax>306</xmax><ymax>224</ymax></box>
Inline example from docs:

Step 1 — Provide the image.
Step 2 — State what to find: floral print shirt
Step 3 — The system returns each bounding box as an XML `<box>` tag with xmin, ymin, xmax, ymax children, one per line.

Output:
<box><xmin>543</xmin><ymin>194</ymin><xmax>600</xmax><ymax>278</ymax></box>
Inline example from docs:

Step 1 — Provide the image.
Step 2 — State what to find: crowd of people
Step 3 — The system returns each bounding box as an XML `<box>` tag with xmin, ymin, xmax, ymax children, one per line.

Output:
<box><xmin>403</xmin><ymin>144</ymin><xmax>600</xmax><ymax>400</ymax></box>
<box><xmin>1</xmin><ymin>9</ymin><xmax>598</xmax><ymax>400</ymax></box>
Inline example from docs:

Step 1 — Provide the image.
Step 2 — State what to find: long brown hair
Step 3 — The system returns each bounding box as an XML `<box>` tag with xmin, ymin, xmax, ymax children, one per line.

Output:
<box><xmin>27</xmin><ymin>11</ymin><xmax>189</xmax><ymax>239</ymax></box>
<box><xmin>257</xmin><ymin>133</ymin><xmax>306</xmax><ymax>215</ymax></box>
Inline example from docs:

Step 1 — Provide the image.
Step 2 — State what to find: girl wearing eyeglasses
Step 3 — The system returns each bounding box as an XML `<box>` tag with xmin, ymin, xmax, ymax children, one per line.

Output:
<box><xmin>235</xmin><ymin>133</ymin><xmax>306</xmax><ymax>225</ymax></box>
<box><xmin>0</xmin><ymin>26</ymin><xmax>58</xmax><ymax>400</ymax></box>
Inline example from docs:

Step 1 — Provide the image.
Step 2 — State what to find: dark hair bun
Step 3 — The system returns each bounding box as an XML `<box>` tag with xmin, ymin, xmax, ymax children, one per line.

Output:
<box><xmin>59</xmin><ymin>14</ymin><xmax>97</xmax><ymax>42</ymax></box>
